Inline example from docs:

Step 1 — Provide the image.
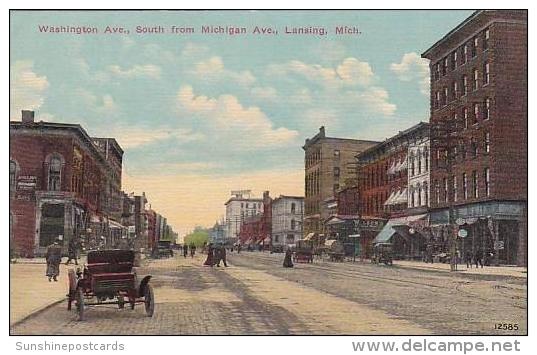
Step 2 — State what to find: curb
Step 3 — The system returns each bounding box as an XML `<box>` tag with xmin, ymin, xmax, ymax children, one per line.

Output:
<box><xmin>393</xmin><ymin>264</ymin><xmax>527</xmax><ymax>281</ymax></box>
<box><xmin>10</xmin><ymin>297</ymin><xmax>66</xmax><ymax>330</ymax></box>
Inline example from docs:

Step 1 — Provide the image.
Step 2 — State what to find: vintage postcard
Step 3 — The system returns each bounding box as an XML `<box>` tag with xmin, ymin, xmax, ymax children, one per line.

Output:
<box><xmin>9</xmin><ymin>9</ymin><xmax>527</xmax><ymax>342</ymax></box>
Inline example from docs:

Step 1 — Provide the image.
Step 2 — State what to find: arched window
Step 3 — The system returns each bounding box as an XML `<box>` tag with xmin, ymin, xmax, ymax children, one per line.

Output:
<box><xmin>291</xmin><ymin>219</ymin><xmax>296</xmax><ymax>230</ymax></box>
<box><xmin>9</xmin><ymin>160</ymin><xmax>18</xmax><ymax>191</ymax></box>
<box><xmin>48</xmin><ymin>155</ymin><xmax>63</xmax><ymax>191</ymax></box>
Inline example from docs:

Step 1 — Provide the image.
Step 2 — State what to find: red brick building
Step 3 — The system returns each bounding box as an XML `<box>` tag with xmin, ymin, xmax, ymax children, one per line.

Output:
<box><xmin>10</xmin><ymin>111</ymin><xmax>123</xmax><ymax>256</ymax></box>
<box><xmin>422</xmin><ymin>10</ymin><xmax>527</xmax><ymax>266</ymax></box>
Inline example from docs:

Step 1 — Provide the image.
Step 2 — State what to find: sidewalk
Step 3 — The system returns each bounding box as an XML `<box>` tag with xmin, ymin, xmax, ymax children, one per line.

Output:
<box><xmin>10</xmin><ymin>261</ymin><xmax>80</xmax><ymax>325</ymax></box>
<box><xmin>394</xmin><ymin>259</ymin><xmax>527</xmax><ymax>278</ymax></box>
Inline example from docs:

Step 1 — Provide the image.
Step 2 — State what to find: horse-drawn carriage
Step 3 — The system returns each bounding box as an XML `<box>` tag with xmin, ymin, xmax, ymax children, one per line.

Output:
<box><xmin>325</xmin><ymin>239</ymin><xmax>345</xmax><ymax>262</ymax></box>
<box><xmin>293</xmin><ymin>239</ymin><xmax>313</xmax><ymax>263</ymax></box>
<box><xmin>67</xmin><ymin>249</ymin><xmax>155</xmax><ymax>320</ymax></box>
<box><xmin>371</xmin><ymin>243</ymin><xmax>393</xmax><ymax>266</ymax></box>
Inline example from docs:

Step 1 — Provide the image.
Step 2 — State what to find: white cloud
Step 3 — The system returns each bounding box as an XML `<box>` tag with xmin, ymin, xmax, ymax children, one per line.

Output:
<box><xmin>176</xmin><ymin>85</ymin><xmax>298</xmax><ymax>148</ymax></box>
<box><xmin>251</xmin><ymin>86</ymin><xmax>278</xmax><ymax>102</ymax></box>
<box><xmin>10</xmin><ymin>60</ymin><xmax>49</xmax><ymax>118</ymax></box>
<box><xmin>345</xmin><ymin>87</ymin><xmax>397</xmax><ymax>116</ymax></box>
<box><xmin>181</xmin><ymin>42</ymin><xmax>210</xmax><ymax>58</ymax></box>
<box><xmin>107</xmin><ymin>64</ymin><xmax>162</xmax><ymax>79</ymax></box>
<box><xmin>192</xmin><ymin>56</ymin><xmax>256</xmax><ymax>86</ymax></box>
<box><xmin>267</xmin><ymin>57</ymin><xmax>374</xmax><ymax>89</ymax></box>
<box><xmin>102</xmin><ymin>125</ymin><xmax>205</xmax><ymax>149</ymax></box>
<box><xmin>390</xmin><ymin>52</ymin><xmax>430</xmax><ymax>95</ymax></box>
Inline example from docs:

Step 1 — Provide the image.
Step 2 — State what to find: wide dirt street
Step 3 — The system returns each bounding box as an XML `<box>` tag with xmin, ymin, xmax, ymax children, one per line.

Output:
<box><xmin>11</xmin><ymin>251</ymin><xmax>526</xmax><ymax>335</ymax></box>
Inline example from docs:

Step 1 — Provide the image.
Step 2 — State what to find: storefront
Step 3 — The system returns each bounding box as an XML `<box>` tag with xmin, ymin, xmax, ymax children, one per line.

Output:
<box><xmin>429</xmin><ymin>201</ymin><xmax>527</xmax><ymax>266</ymax></box>
<box><xmin>373</xmin><ymin>214</ymin><xmax>428</xmax><ymax>260</ymax></box>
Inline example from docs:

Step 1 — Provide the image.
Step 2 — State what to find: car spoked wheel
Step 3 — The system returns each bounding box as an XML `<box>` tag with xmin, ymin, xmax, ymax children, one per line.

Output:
<box><xmin>144</xmin><ymin>284</ymin><xmax>155</xmax><ymax>317</ymax></box>
<box><xmin>76</xmin><ymin>288</ymin><xmax>85</xmax><ymax>321</ymax></box>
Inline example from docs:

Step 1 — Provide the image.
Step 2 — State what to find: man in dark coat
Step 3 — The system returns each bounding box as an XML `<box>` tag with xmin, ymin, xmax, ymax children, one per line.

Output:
<box><xmin>203</xmin><ymin>243</ymin><xmax>215</xmax><ymax>267</ymax></box>
<box><xmin>216</xmin><ymin>245</ymin><xmax>228</xmax><ymax>267</ymax></box>
<box><xmin>45</xmin><ymin>238</ymin><xmax>63</xmax><ymax>281</ymax></box>
<box><xmin>65</xmin><ymin>237</ymin><xmax>79</xmax><ymax>265</ymax></box>
<box><xmin>183</xmin><ymin>244</ymin><xmax>188</xmax><ymax>258</ymax></box>
<box><xmin>190</xmin><ymin>244</ymin><xmax>196</xmax><ymax>258</ymax></box>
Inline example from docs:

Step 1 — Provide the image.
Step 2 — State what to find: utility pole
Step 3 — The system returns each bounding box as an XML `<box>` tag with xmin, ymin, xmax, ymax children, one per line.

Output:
<box><xmin>430</xmin><ymin>117</ymin><xmax>464</xmax><ymax>272</ymax></box>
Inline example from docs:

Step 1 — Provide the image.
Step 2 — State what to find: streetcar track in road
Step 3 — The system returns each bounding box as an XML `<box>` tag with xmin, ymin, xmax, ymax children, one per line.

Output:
<box><xmin>231</xmin><ymin>253</ymin><xmax>526</xmax><ymax>309</ymax></box>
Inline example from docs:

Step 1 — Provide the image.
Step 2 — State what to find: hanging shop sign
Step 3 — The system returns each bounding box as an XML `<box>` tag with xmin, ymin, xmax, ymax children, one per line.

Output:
<box><xmin>458</xmin><ymin>229</ymin><xmax>468</xmax><ymax>238</ymax></box>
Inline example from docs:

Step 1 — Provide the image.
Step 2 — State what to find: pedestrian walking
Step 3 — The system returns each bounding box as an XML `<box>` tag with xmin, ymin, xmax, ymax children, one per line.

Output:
<box><xmin>474</xmin><ymin>249</ymin><xmax>483</xmax><ymax>268</ymax></box>
<box><xmin>183</xmin><ymin>244</ymin><xmax>188</xmax><ymax>258</ymax></box>
<box><xmin>216</xmin><ymin>245</ymin><xmax>228</xmax><ymax>267</ymax></box>
<box><xmin>203</xmin><ymin>243</ymin><xmax>215</xmax><ymax>267</ymax></box>
<box><xmin>65</xmin><ymin>237</ymin><xmax>79</xmax><ymax>265</ymax></box>
<box><xmin>465</xmin><ymin>250</ymin><xmax>473</xmax><ymax>268</ymax></box>
<box><xmin>45</xmin><ymin>237</ymin><xmax>63</xmax><ymax>282</ymax></box>
<box><xmin>283</xmin><ymin>247</ymin><xmax>294</xmax><ymax>268</ymax></box>
<box><xmin>190</xmin><ymin>244</ymin><xmax>196</xmax><ymax>258</ymax></box>
<box><xmin>237</xmin><ymin>244</ymin><xmax>241</xmax><ymax>254</ymax></box>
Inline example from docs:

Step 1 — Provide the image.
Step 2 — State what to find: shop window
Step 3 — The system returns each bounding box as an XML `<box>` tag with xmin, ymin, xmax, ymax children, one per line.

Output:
<box><xmin>48</xmin><ymin>155</ymin><xmax>62</xmax><ymax>191</ymax></box>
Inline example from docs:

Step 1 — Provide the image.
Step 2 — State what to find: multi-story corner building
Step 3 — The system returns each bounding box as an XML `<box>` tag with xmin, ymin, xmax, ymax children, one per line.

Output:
<box><xmin>407</xmin><ymin>124</ymin><xmax>431</xmax><ymax>214</ymax></box>
<box><xmin>224</xmin><ymin>190</ymin><xmax>263</xmax><ymax>242</ymax></box>
<box><xmin>271</xmin><ymin>195</ymin><xmax>304</xmax><ymax>247</ymax></box>
<box><xmin>356</xmin><ymin>122</ymin><xmax>429</xmax><ymax>258</ymax></box>
<box><xmin>422</xmin><ymin>10</ymin><xmax>527</xmax><ymax>266</ymax></box>
<box><xmin>302</xmin><ymin>126</ymin><xmax>377</xmax><ymax>239</ymax></box>
<box><xmin>9</xmin><ymin>111</ymin><xmax>123</xmax><ymax>256</ymax></box>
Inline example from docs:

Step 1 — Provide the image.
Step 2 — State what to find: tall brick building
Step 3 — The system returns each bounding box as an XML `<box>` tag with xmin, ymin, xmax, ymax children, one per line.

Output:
<box><xmin>10</xmin><ymin>111</ymin><xmax>124</xmax><ymax>256</ymax></box>
<box><xmin>422</xmin><ymin>10</ymin><xmax>527</xmax><ymax>265</ymax></box>
<box><xmin>302</xmin><ymin>126</ymin><xmax>377</xmax><ymax>239</ymax></box>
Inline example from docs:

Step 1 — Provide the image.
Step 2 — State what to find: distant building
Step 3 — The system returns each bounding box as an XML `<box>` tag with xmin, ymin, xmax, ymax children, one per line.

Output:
<box><xmin>302</xmin><ymin>126</ymin><xmax>377</xmax><ymax>240</ymax></box>
<box><xmin>224</xmin><ymin>190</ymin><xmax>263</xmax><ymax>242</ymax></box>
<box><xmin>271</xmin><ymin>195</ymin><xmax>304</xmax><ymax>247</ymax></box>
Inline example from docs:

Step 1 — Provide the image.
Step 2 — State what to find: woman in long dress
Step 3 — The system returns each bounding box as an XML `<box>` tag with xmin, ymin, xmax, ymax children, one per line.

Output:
<box><xmin>283</xmin><ymin>247</ymin><xmax>294</xmax><ymax>268</ymax></box>
<box><xmin>203</xmin><ymin>243</ymin><xmax>215</xmax><ymax>266</ymax></box>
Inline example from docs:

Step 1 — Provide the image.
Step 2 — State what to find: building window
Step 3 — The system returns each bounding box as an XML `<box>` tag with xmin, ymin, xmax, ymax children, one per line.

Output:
<box><xmin>435</xmin><ymin>180</ymin><xmax>440</xmax><ymax>204</ymax></box>
<box><xmin>10</xmin><ymin>160</ymin><xmax>17</xmax><ymax>191</ymax></box>
<box><xmin>483</xmin><ymin>98</ymin><xmax>491</xmax><ymax>120</ymax></box>
<box><xmin>48</xmin><ymin>156</ymin><xmax>62</xmax><ymax>191</ymax></box>
<box><xmin>291</xmin><ymin>202</ymin><xmax>296</xmax><ymax>214</ymax></box>
<box><xmin>424</xmin><ymin>149</ymin><xmax>429</xmax><ymax>172</ymax></box>
<box><xmin>451</xmin><ymin>51</ymin><xmax>457</xmax><ymax>70</ymax></box>
<box><xmin>424</xmin><ymin>183</ymin><xmax>428</xmax><ymax>206</ymax></box>
<box><xmin>417</xmin><ymin>185</ymin><xmax>422</xmax><ymax>206</ymax></box>
<box><xmin>443</xmin><ymin>87</ymin><xmax>448</xmax><ymax>106</ymax></box>
<box><xmin>462</xmin><ymin>45</ymin><xmax>468</xmax><ymax>64</ymax></box>
<box><xmin>452</xmin><ymin>81</ymin><xmax>458</xmax><ymax>100</ymax></box>
<box><xmin>463</xmin><ymin>107</ymin><xmax>469</xmax><ymax>129</ymax></box>
<box><xmin>417</xmin><ymin>154</ymin><xmax>422</xmax><ymax>174</ymax></box>
<box><xmin>471</xmin><ymin>37</ymin><xmax>478</xmax><ymax>57</ymax></box>
<box><xmin>334</xmin><ymin>149</ymin><xmax>340</xmax><ymax>157</ymax></box>
<box><xmin>443</xmin><ymin>178</ymin><xmax>448</xmax><ymax>203</ymax></box>
<box><xmin>435</xmin><ymin>91</ymin><xmax>440</xmax><ymax>109</ymax></box>
<box><xmin>473</xmin><ymin>103</ymin><xmax>479</xmax><ymax>124</ymax></box>
<box><xmin>434</xmin><ymin>63</ymin><xmax>440</xmax><ymax>81</ymax></box>
<box><xmin>291</xmin><ymin>219</ymin><xmax>296</xmax><ymax>230</ymax></box>
<box><xmin>483</xmin><ymin>62</ymin><xmax>490</xmax><ymax>85</ymax></box>
<box><xmin>472</xmin><ymin>170</ymin><xmax>479</xmax><ymax>198</ymax></box>
<box><xmin>484</xmin><ymin>132</ymin><xmax>490</xmax><ymax>153</ymax></box>
<box><xmin>442</xmin><ymin>57</ymin><xmax>448</xmax><ymax>76</ymax></box>
<box><xmin>410</xmin><ymin>186</ymin><xmax>415</xmax><ymax>207</ymax></box>
<box><xmin>410</xmin><ymin>156</ymin><xmax>415</xmax><ymax>176</ymax></box>
<box><xmin>484</xmin><ymin>168</ymin><xmax>490</xmax><ymax>197</ymax></box>
<box><xmin>483</xmin><ymin>28</ymin><xmax>490</xmax><ymax>50</ymax></box>
<box><xmin>453</xmin><ymin>176</ymin><xmax>458</xmax><ymax>202</ymax></box>
<box><xmin>333</xmin><ymin>167</ymin><xmax>340</xmax><ymax>177</ymax></box>
<box><xmin>471</xmin><ymin>138</ymin><xmax>478</xmax><ymax>157</ymax></box>
<box><xmin>462</xmin><ymin>173</ymin><xmax>468</xmax><ymax>200</ymax></box>
<box><xmin>473</xmin><ymin>69</ymin><xmax>479</xmax><ymax>91</ymax></box>
<box><xmin>462</xmin><ymin>75</ymin><xmax>468</xmax><ymax>96</ymax></box>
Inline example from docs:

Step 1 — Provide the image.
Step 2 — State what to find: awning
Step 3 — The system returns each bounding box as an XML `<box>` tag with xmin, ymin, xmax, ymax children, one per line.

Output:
<box><xmin>303</xmin><ymin>233</ymin><xmax>315</xmax><ymax>241</ymax></box>
<box><xmin>326</xmin><ymin>217</ymin><xmax>344</xmax><ymax>225</ymax></box>
<box><xmin>324</xmin><ymin>240</ymin><xmax>338</xmax><ymax>247</ymax></box>
<box><xmin>387</xmin><ymin>160</ymin><xmax>397</xmax><ymax>175</ymax></box>
<box><xmin>373</xmin><ymin>214</ymin><xmax>428</xmax><ymax>244</ymax></box>
<box><xmin>109</xmin><ymin>219</ymin><xmax>125</xmax><ymax>230</ymax></box>
<box><xmin>263</xmin><ymin>237</ymin><xmax>271</xmax><ymax>243</ymax></box>
<box><xmin>90</xmin><ymin>215</ymin><xmax>101</xmax><ymax>223</ymax></box>
<box><xmin>384</xmin><ymin>190</ymin><xmax>397</xmax><ymax>206</ymax></box>
<box><xmin>393</xmin><ymin>188</ymin><xmax>408</xmax><ymax>204</ymax></box>
<box><xmin>396</xmin><ymin>155</ymin><xmax>408</xmax><ymax>172</ymax></box>
<box><xmin>327</xmin><ymin>202</ymin><xmax>338</xmax><ymax>209</ymax></box>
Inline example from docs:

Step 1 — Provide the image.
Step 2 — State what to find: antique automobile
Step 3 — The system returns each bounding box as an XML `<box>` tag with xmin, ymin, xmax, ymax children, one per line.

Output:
<box><xmin>325</xmin><ymin>239</ymin><xmax>345</xmax><ymax>262</ymax></box>
<box><xmin>270</xmin><ymin>245</ymin><xmax>284</xmax><ymax>254</ymax></box>
<box><xmin>293</xmin><ymin>239</ymin><xmax>313</xmax><ymax>263</ymax></box>
<box><xmin>371</xmin><ymin>243</ymin><xmax>393</xmax><ymax>266</ymax></box>
<box><xmin>153</xmin><ymin>240</ymin><xmax>174</xmax><ymax>258</ymax></box>
<box><xmin>67</xmin><ymin>249</ymin><xmax>155</xmax><ymax>321</ymax></box>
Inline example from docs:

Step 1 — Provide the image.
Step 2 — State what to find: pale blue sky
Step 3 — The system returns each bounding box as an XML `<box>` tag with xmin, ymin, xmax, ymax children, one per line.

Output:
<box><xmin>10</xmin><ymin>10</ymin><xmax>473</xmax><ymax>233</ymax></box>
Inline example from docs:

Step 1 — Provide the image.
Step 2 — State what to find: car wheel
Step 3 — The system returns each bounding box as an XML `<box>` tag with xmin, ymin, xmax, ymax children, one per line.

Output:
<box><xmin>144</xmin><ymin>284</ymin><xmax>155</xmax><ymax>317</ymax></box>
